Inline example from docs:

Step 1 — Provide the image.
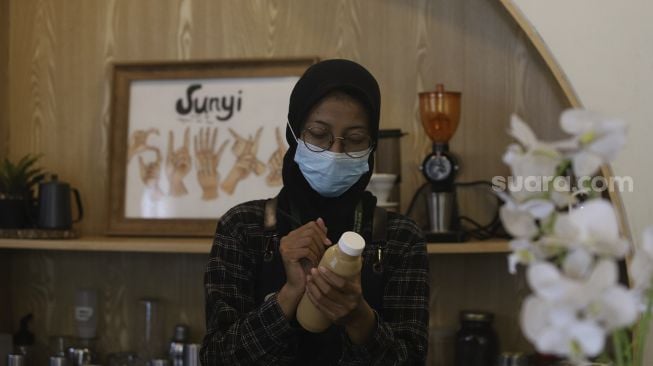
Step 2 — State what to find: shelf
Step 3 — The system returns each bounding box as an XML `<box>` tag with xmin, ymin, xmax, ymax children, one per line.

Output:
<box><xmin>0</xmin><ymin>236</ymin><xmax>510</xmax><ymax>255</ymax></box>
<box><xmin>426</xmin><ymin>240</ymin><xmax>510</xmax><ymax>254</ymax></box>
<box><xmin>0</xmin><ymin>236</ymin><xmax>212</xmax><ymax>254</ymax></box>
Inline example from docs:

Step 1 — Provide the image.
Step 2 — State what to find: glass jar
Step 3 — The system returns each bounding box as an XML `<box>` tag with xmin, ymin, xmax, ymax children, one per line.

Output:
<box><xmin>454</xmin><ymin>311</ymin><xmax>499</xmax><ymax>366</ymax></box>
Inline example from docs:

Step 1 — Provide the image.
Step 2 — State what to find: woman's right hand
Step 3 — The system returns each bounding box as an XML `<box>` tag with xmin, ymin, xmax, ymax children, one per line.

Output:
<box><xmin>277</xmin><ymin>218</ymin><xmax>331</xmax><ymax>316</ymax></box>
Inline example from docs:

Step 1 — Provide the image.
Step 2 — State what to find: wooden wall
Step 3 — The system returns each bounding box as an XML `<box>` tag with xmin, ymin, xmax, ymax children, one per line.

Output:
<box><xmin>4</xmin><ymin>0</ymin><xmax>568</xmax><ymax>235</ymax></box>
<box><xmin>1</xmin><ymin>0</ymin><xmax>11</xmax><ymax>335</ymax></box>
<box><xmin>0</xmin><ymin>0</ymin><xmax>8</xmax><ymax>159</ymax></box>
<box><xmin>6</xmin><ymin>249</ymin><xmax>207</xmax><ymax>364</ymax></box>
<box><xmin>1</xmin><ymin>0</ymin><xmax>570</xmax><ymax>363</ymax></box>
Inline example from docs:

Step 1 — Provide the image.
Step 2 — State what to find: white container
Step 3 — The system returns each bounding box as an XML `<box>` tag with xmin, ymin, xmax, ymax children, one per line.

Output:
<box><xmin>367</xmin><ymin>173</ymin><xmax>397</xmax><ymax>204</ymax></box>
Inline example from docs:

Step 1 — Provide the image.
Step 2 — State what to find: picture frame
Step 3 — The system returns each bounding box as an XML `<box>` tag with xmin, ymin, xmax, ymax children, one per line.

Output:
<box><xmin>107</xmin><ymin>57</ymin><xmax>317</xmax><ymax>236</ymax></box>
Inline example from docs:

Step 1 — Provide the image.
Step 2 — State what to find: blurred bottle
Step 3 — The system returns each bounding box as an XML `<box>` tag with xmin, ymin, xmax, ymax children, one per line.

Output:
<box><xmin>74</xmin><ymin>289</ymin><xmax>98</xmax><ymax>340</ymax></box>
<box><xmin>135</xmin><ymin>299</ymin><xmax>164</xmax><ymax>363</ymax></box>
<box><xmin>48</xmin><ymin>336</ymin><xmax>73</xmax><ymax>358</ymax></box>
<box><xmin>167</xmin><ymin>325</ymin><xmax>187</xmax><ymax>366</ymax></box>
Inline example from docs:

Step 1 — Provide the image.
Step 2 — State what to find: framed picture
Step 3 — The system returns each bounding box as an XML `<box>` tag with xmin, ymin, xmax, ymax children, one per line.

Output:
<box><xmin>108</xmin><ymin>57</ymin><xmax>317</xmax><ymax>236</ymax></box>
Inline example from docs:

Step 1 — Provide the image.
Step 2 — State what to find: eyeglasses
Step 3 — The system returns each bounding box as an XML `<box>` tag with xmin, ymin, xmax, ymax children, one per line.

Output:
<box><xmin>301</xmin><ymin>126</ymin><xmax>373</xmax><ymax>158</ymax></box>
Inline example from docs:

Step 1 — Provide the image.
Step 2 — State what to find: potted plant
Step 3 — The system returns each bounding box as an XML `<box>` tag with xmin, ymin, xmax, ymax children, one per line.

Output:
<box><xmin>0</xmin><ymin>154</ymin><xmax>45</xmax><ymax>228</ymax></box>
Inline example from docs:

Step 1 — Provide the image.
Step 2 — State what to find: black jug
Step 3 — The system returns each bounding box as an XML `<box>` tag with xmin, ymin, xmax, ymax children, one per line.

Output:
<box><xmin>38</xmin><ymin>175</ymin><xmax>83</xmax><ymax>230</ymax></box>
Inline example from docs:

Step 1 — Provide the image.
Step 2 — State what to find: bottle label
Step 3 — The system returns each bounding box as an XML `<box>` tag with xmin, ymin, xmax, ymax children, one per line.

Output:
<box><xmin>75</xmin><ymin>306</ymin><xmax>94</xmax><ymax>321</ymax></box>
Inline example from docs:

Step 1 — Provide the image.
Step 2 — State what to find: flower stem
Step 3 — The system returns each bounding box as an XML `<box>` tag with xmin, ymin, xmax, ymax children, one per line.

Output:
<box><xmin>621</xmin><ymin>328</ymin><xmax>633</xmax><ymax>366</ymax></box>
<box><xmin>613</xmin><ymin>328</ymin><xmax>626</xmax><ymax>366</ymax></box>
<box><xmin>635</xmin><ymin>288</ymin><xmax>653</xmax><ymax>366</ymax></box>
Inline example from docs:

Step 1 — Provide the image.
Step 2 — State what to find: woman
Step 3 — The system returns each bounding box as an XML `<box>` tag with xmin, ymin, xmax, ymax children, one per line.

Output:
<box><xmin>200</xmin><ymin>59</ymin><xmax>429</xmax><ymax>365</ymax></box>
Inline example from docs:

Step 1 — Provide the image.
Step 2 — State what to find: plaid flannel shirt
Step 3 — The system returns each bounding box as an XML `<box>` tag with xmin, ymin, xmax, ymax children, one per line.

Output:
<box><xmin>200</xmin><ymin>200</ymin><xmax>429</xmax><ymax>365</ymax></box>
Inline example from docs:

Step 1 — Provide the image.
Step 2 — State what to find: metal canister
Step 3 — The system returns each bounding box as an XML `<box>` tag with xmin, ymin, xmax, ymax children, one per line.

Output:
<box><xmin>183</xmin><ymin>344</ymin><xmax>200</xmax><ymax>366</ymax></box>
<box><xmin>67</xmin><ymin>347</ymin><xmax>91</xmax><ymax>366</ymax></box>
<box><xmin>49</xmin><ymin>356</ymin><xmax>68</xmax><ymax>366</ymax></box>
<box><xmin>498</xmin><ymin>352</ymin><xmax>528</xmax><ymax>366</ymax></box>
<box><xmin>7</xmin><ymin>354</ymin><xmax>24</xmax><ymax>366</ymax></box>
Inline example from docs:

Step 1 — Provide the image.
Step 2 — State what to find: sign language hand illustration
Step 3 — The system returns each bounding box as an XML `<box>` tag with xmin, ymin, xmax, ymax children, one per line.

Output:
<box><xmin>194</xmin><ymin>127</ymin><xmax>229</xmax><ymax>201</ymax></box>
<box><xmin>166</xmin><ymin>127</ymin><xmax>192</xmax><ymax>197</ymax></box>
<box><xmin>138</xmin><ymin>147</ymin><xmax>164</xmax><ymax>201</ymax></box>
<box><xmin>128</xmin><ymin>128</ymin><xmax>159</xmax><ymax>161</ymax></box>
<box><xmin>221</xmin><ymin>127</ymin><xmax>266</xmax><ymax>195</ymax></box>
<box><xmin>266</xmin><ymin>127</ymin><xmax>287</xmax><ymax>187</ymax></box>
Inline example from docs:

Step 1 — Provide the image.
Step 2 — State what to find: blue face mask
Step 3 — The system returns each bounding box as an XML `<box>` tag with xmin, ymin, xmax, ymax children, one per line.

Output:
<box><xmin>288</xmin><ymin>123</ymin><xmax>370</xmax><ymax>198</ymax></box>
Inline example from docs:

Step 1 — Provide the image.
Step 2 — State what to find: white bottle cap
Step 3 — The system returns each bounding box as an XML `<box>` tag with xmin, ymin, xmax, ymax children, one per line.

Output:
<box><xmin>337</xmin><ymin>231</ymin><xmax>365</xmax><ymax>257</ymax></box>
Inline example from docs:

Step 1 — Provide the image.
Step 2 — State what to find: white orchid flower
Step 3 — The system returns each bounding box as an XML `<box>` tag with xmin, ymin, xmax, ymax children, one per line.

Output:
<box><xmin>630</xmin><ymin>226</ymin><xmax>653</xmax><ymax>293</ymax></box>
<box><xmin>584</xmin><ymin>260</ymin><xmax>638</xmax><ymax>331</ymax></box>
<box><xmin>527</xmin><ymin>261</ymin><xmax>582</xmax><ymax>304</ymax></box>
<box><xmin>498</xmin><ymin>192</ymin><xmax>554</xmax><ymax>240</ymax></box>
<box><xmin>528</xmin><ymin>259</ymin><xmax>638</xmax><ymax>330</ymax></box>
<box><xmin>560</xmin><ymin>109</ymin><xmax>627</xmax><ymax>177</ymax></box>
<box><xmin>553</xmin><ymin>198</ymin><xmax>629</xmax><ymax>257</ymax></box>
<box><xmin>521</xmin><ymin>295</ymin><xmax>605</xmax><ymax>360</ymax></box>
<box><xmin>593</xmin><ymin>285</ymin><xmax>639</xmax><ymax>331</ymax></box>
<box><xmin>508</xmin><ymin>239</ymin><xmax>540</xmax><ymax>274</ymax></box>
<box><xmin>508</xmin><ymin>238</ymin><xmax>566</xmax><ymax>274</ymax></box>
<box><xmin>549</xmin><ymin>177</ymin><xmax>579</xmax><ymax>209</ymax></box>
<box><xmin>504</xmin><ymin>115</ymin><xmax>567</xmax><ymax>202</ymax></box>
<box><xmin>562</xmin><ymin>248</ymin><xmax>593</xmax><ymax>279</ymax></box>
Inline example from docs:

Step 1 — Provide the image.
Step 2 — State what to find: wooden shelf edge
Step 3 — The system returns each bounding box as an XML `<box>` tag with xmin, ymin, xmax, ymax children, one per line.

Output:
<box><xmin>1</xmin><ymin>236</ymin><xmax>510</xmax><ymax>255</ymax></box>
<box><xmin>426</xmin><ymin>240</ymin><xmax>510</xmax><ymax>254</ymax></box>
<box><xmin>0</xmin><ymin>236</ymin><xmax>213</xmax><ymax>254</ymax></box>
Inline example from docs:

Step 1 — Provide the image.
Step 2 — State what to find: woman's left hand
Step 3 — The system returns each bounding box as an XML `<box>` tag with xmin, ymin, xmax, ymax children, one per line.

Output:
<box><xmin>306</xmin><ymin>266</ymin><xmax>376</xmax><ymax>343</ymax></box>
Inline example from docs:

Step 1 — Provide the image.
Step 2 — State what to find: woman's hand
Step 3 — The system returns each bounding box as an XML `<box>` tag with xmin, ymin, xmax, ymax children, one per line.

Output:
<box><xmin>277</xmin><ymin>218</ymin><xmax>331</xmax><ymax>317</ymax></box>
<box><xmin>306</xmin><ymin>266</ymin><xmax>376</xmax><ymax>344</ymax></box>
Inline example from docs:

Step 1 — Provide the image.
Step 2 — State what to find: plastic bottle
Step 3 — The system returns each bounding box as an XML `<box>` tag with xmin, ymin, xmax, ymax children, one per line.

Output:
<box><xmin>167</xmin><ymin>324</ymin><xmax>188</xmax><ymax>366</ymax></box>
<box><xmin>296</xmin><ymin>231</ymin><xmax>365</xmax><ymax>333</ymax></box>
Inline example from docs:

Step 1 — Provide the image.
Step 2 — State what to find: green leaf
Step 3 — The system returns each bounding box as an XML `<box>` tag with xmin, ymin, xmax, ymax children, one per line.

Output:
<box><xmin>0</xmin><ymin>154</ymin><xmax>46</xmax><ymax>198</ymax></box>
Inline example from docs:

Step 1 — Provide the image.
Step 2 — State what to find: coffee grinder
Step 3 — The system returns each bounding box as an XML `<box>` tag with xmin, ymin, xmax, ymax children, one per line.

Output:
<box><xmin>418</xmin><ymin>84</ymin><xmax>465</xmax><ymax>242</ymax></box>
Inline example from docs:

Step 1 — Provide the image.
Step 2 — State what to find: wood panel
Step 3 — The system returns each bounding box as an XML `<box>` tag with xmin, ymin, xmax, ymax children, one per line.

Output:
<box><xmin>0</xmin><ymin>0</ymin><xmax>8</xmax><ymax>160</ymax></box>
<box><xmin>0</xmin><ymin>251</ymin><xmax>11</xmax><ymax>333</ymax></box>
<box><xmin>0</xmin><ymin>0</ymin><xmax>10</xmax><ymax>334</ymax></box>
<box><xmin>8</xmin><ymin>249</ymin><xmax>207</xmax><ymax>365</ymax></box>
<box><xmin>5</xmin><ymin>0</ymin><xmax>569</xmax><ymax>235</ymax></box>
<box><xmin>3</xmin><ymin>0</ymin><xmax>571</xmax><ymax>362</ymax></box>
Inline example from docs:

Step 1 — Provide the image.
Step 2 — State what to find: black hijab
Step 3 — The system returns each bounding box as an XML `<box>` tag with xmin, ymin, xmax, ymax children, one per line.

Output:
<box><xmin>276</xmin><ymin>59</ymin><xmax>381</xmax><ymax>242</ymax></box>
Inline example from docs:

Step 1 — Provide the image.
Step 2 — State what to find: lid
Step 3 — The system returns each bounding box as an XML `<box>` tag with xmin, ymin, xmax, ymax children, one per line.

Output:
<box><xmin>460</xmin><ymin>310</ymin><xmax>494</xmax><ymax>323</ymax></box>
<box><xmin>337</xmin><ymin>231</ymin><xmax>365</xmax><ymax>256</ymax></box>
<box><xmin>172</xmin><ymin>324</ymin><xmax>189</xmax><ymax>342</ymax></box>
